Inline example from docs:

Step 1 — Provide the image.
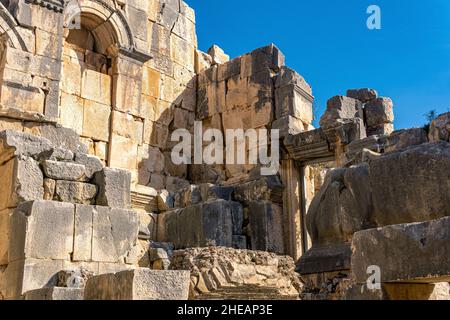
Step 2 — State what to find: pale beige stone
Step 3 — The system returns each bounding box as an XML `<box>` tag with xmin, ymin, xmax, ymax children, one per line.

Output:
<box><xmin>0</xmin><ymin>84</ymin><xmax>45</xmax><ymax>114</ymax></box>
<box><xmin>61</xmin><ymin>59</ymin><xmax>83</xmax><ymax>96</ymax></box>
<box><xmin>81</xmin><ymin>69</ymin><xmax>112</xmax><ymax>105</ymax></box>
<box><xmin>83</xmin><ymin>100</ymin><xmax>111</xmax><ymax>142</ymax></box>
<box><xmin>59</xmin><ymin>93</ymin><xmax>84</xmax><ymax>135</ymax></box>
<box><xmin>170</xmin><ymin>34</ymin><xmax>195</xmax><ymax>72</ymax></box>
<box><xmin>141</xmin><ymin>67</ymin><xmax>160</xmax><ymax>98</ymax></box>
<box><xmin>113</xmin><ymin>74</ymin><xmax>141</xmax><ymax>115</ymax></box>
<box><xmin>109</xmin><ymin>135</ymin><xmax>138</xmax><ymax>170</ymax></box>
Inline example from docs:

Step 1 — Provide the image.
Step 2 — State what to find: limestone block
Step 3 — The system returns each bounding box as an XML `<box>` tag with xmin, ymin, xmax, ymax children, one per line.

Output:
<box><xmin>24</xmin><ymin>287</ymin><xmax>84</xmax><ymax>300</ymax></box>
<box><xmin>149</xmin><ymin>122</ymin><xmax>169</xmax><ymax>148</ymax></box>
<box><xmin>84</xmin><ymin>269</ymin><xmax>190</xmax><ymax>300</ymax></box>
<box><xmin>54</xmin><ymin>181</ymin><xmax>97</xmax><ymax>205</ymax></box>
<box><xmin>207</xmin><ymin>45</ymin><xmax>230</xmax><ymax>65</ymax></box>
<box><xmin>94</xmin><ymin>141</ymin><xmax>108</xmax><ymax>162</ymax></box>
<box><xmin>234</xmin><ymin>176</ymin><xmax>284</xmax><ymax>205</ymax></box>
<box><xmin>59</xmin><ymin>93</ymin><xmax>83</xmax><ymax>135</ymax></box>
<box><xmin>149</xmin><ymin>51</ymin><xmax>174</xmax><ymax>77</ymax></box>
<box><xmin>35</xmin><ymin>28</ymin><xmax>62</xmax><ymax>59</ymax></box>
<box><xmin>61</xmin><ymin>59</ymin><xmax>82</xmax><ymax>96</ymax></box>
<box><xmin>163</xmin><ymin>151</ymin><xmax>187</xmax><ymax>178</ymax></box>
<box><xmin>94</xmin><ymin>167</ymin><xmax>132</xmax><ymax>209</ymax></box>
<box><xmin>141</xmin><ymin>67</ymin><xmax>160</xmax><ymax>98</ymax></box>
<box><xmin>47</xmin><ymin>147</ymin><xmax>74</xmax><ymax>161</ymax></box>
<box><xmin>157</xmin><ymin>200</ymin><xmax>236</xmax><ymax>248</ymax></box>
<box><xmin>113</xmin><ymin>74</ymin><xmax>142</xmax><ymax>115</ymax></box>
<box><xmin>74</xmin><ymin>153</ymin><xmax>104</xmax><ymax>180</ymax></box>
<box><xmin>0</xmin><ymin>82</ymin><xmax>46</xmax><ymax>114</ymax></box>
<box><xmin>172</xmin><ymin>12</ymin><xmax>197</xmax><ymax>45</ymax></box>
<box><xmin>370</xmin><ymin>142</ymin><xmax>450</xmax><ymax>226</ymax></box>
<box><xmin>248</xmin><ymin>201</ymin><xmax>284</xmax><ymax>254</ymax></box>
<box><xmin>138</xmin><ymin>211</ymin><xmax>157</xmax><ymax>238</ymax></box>
<box><xmin>30</xmin><ymin>125</ymin><xmax>89</xmax><ymax>155</ymax></box>
<box><xmin>249</xmin><ymin>45</ymin><xmax>285</xmax><ymax>74</ymax></box>
<box><xmin>166</xmin><ymin>176</ymin><xmax>190</xmax><ymax>193</ymax></box>
<box><xmin>180</xmin><ymin>1</ymin><xmax>196</xmax><ymax>23</ymax></box>
<box><xmin>148</xmin><ymin>20</ymin><xmax>171</xmax><ymax>57</ymax></box>
<box><xmin>429</xmin><ymin>112</ymin><xmax>450</xmax><ymax>142</ymax></box>
<box><xmin>385</xmin><ymin>128</ymin><xmax>428</xmax><ymax>153</ymax></box>
<box><xmin>73</xmin><ymin>205</ymin><xmax>93</xmax><ymax>262</ymax></box>
<box><xmin>155</xmin><ymin>99</ymin><xmax>174</xmax><ymax>126</ymax></box>
<box><xmin>0</xmin><ymin>130</ymin><xmax>53</xmax><ymax>163</ymax></box>
<box><xmin>319</xmin><ymin>96</ymin><xmax>363</xmax><ymax>129</ymax></box>
<box><xmin>0</xmin><ymin>118</ymin><xmax>23</xmax><ymax>132</ymax></box>
<box><xmin>352</xmin><ymin>217</ymin><xmax>450</xmax><ymax>284</ymax></box>
<box><xmin>275</xmin><ymin>67</ymin><xmax>313</xmax><ymax>95</ymax></box>
<box><xmin>195</xmin><ymin>50</ymin><xmax>212</xmax><ymax>74</ymax></box>
<box><xmin>42</xmin><ymin>160</ymin><xmax>87</xmax><ymax>181</ymax></box>
<box><xmin>346</xmin><ymin>88</ymin><xmax>378</xmax><ymax>103</ymax></box>
<box><xmin>2</xmin><ymin>258</ymin><xmax>64</xmax><ymax>299</ymax></box>
<box><xmin>225</xmin><ymin>75</ymin><xmax>248</xmax><ymax>109</ymax></box>
<box><xmin>43</xmin><ymin>179</ymin><xmax>56</xmax><ymax>201</ymax></box>
<box><xmin>218</xmin><ymin>57</ymin><xmax>241</xmax><ymax>81</ymax></box>
<box><xmin>126</xmin><ymin>5</ymin><xmax>148</xmax><ymax>41</ymax></box>
<box><xmin>170</xmin><ymin>34</ymin><xmax>195</xmax><ymax>72</ymax></box>
<box><xmin>109</xmin><ymin>134</ymin><xmax>138</xmax><ymax>170</ymax></box>
<box><xmin>275</xmin><ymin>85</ymin><xmax>314</xmax><ymax>124</ymax></box>
<box><xmin>157</xmin><ymin>190</ymin><xmax>175</xmax><ymax>212</ymax></box>
<box><xmin>272</xmin><ymin>115</ymin><xmax>304</xmax><ymax>138</ymax></box>
<box><xmin>0</xmin><ymin>210</ymin><xmax>12</xmax><ymax>265</ymax></box>
<box><xmin>82</xmin><ymin>99</ymin><xmax>111</xmax><ymax>142</ymax></box>
<box><xmin>138</xmin><ymin>144</ymin><xmax>165</xmax><ymax>175</ymax></box>
<box><xmin>9</xmin><ymin>201</ymin><xmax>74</xmax><ymax>261</ymax></box>
<box><xmin>0</xmin><ymin>156</ymin><xmax>44</xmax><ymax>210</ymax></box>
<box><xmin>56</xmin><ymin>268</ymin><xmax>94</xmax><ymax>288</ymax></box>
<box><xmin>157</xmin><ymin>0</ymin><xmax>179</xmax><ymax>30</ymax></box>
<box><xmin>81</xmin><ymin>69</ymin><xmax>111</xmax><ymax>105</ymax></box>
<box><xmin>364</xmin><ymin>97</ymin><xmax>394</xmax><ymax>127</ymax></box>
<box><xmin>149</xmin><ymin>173</ymin><xmax>166</xmax><ymax>190</ymax></box>
<box><xmin>92</xmin><ymin>207</ymin><xmax>139</xmax><ymax>263</ymax></box>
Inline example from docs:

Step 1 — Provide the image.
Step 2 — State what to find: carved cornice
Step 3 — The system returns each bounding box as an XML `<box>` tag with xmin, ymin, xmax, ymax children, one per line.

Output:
<box><xmin>25</xmin><ymin>0</ymin><xmax>64</xmax><ymax>13</ymax></box>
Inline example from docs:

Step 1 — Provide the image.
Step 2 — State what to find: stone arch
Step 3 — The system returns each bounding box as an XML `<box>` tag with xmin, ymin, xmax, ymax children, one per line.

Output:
<box><xmin>0</xmin><ymin>3</ymin><xmax>30</xmax><ymax>52</ymax></box>
<box><xmin>64</xmin><ymin>0</ymin><xmax>135</xmax><ymax>54</ymax></box>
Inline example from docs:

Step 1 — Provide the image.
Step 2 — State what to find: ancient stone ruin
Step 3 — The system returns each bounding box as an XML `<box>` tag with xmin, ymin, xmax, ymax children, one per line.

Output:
<box><xmin>0</xmin><ymin>0</ymin><xmax>448</xmax><ymax>300</ymax></box>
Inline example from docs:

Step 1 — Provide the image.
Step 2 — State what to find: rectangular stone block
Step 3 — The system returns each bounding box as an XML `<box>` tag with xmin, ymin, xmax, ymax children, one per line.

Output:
<box><xmin>0</xmin><ymin>82</ymin><xmax>45</xmax><ymax>114</ymax></box>
<box><xmin>9</xmin><ymin>201</ymin><xmax>74</xmax><ymax>262</ymax></box>
<box><xmin>0</xmin><ymin>156</ymin><xmax>44</xmax><ymax>211</ymax></box>
<box><xmin>0</xmin><ymin>130</ymin><xmax>53</xmax><ymax>163</ymax></box>
<box><xmin>73</xmin><ymin>205</ymin><xmax>94</xmax><ymax>262</ymax></box>
<box><xmin>42</xmin><ymin>160</ymin><xmax>86</xmax><ymax>181</ymax></box>
<box><xmin>364</xmin><ymin>97</ymin><xmax>394</xmax><ymax>127</ymax></box>
<box><xmin>94</xmin><ymin>168</ymin><xmax>132</xmax><ymax>209</ymax></box>
<box><xmin>60</xmin><ymin>92</ymin><xmax>83</xmax><ymax>135</ymax></box>
<box><xmin>84</xmin><ymin>269</ymin><xmax>190</xmax><ymax>300</ymax></box>
<box><xmin>352</xmin><ymin>217</ymin><xmax>450</xmax><ymax>284</ymax></box>
<box><xmin>248</xmin><ymin>201</ymin><xmax>284</xmax><ymax>254</ymax></box>
<box><xmin>275</xmin><ymin>84</ymin><xmax>314</xmax><ymax>124</ymax></box>
<box><xmin>82</xmin><ymin>100</ymin><xmax>111</xmax><ymax>142</ymax></box>
<box><xmin>81</xmin><ymin>69</ymin><xmax>112</xmax><ymax>105</ymax></box>
<box><xmin>54</xmin><ymin>181</ymin><xmax>97</xmax><ymax>205</ymax></box>
<box><xmin>272</xmin><ymin>115</ymin><xmax>305</xmax><ymax>138</ymax></box>
<box><xmin>24</xmin><ymin>287</ymin><xmax>84</xmax><ymax>300</ymax></box>
<box><xmin>112</xmin><ymin>74</ymin><xmax>142</xmax><ymax>115</ymax></box>
<box><xmin>2</xmin><ymin>258</ymin><xmax>64</xmax><ymax>299</ymax></box>
<box><xmin>92</xmin><ymin>207</ymin><xmax>139</xmax><ymax>263</ymax></box>
<box><xmin>0</xmin><ymin>210</ymin><xmax>12</xmax><ymax>265</ymax></box>
<box><xmin>319</xmin><ymin>96</ymin><xmax>363</xmax><ymax>129</ymax></box>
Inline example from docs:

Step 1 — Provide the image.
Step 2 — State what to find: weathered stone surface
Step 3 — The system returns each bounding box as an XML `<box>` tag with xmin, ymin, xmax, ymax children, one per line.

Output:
<box><xmin>95</xmin><ymin>168</ymin><xmax>131</xmax><ymax>209</ymax></box>
<box><xmin>43</xmin><ymin>178</ymin><xmax>56</xmax><ymax>200</ymax></box>
<box><xmin>364</xmin><ymin>97</ymin><xmax>394</xmax><ymax>127</ymax></box>
<box><xmin>157</xmin><ymin>200</ymin><xmax>240</xmax><ymax>249</ymax></box>
<box><xmin>370</xmin><ymin>142</ymin><xmax>450</xmax><ymax>226</ymax></box>
<box><xmin>234</xmin><ymin>176</ymin><xmax>284</xmax><ymax>205</ymax></box>
<box><xmin>346</xmin><ymin>88</ymin><xmax>378</xmax><ymax>103</ymax></box>
<box><xmin>429</xmin><ymin>112</ymin><xmax>450</xmax><ymax>142</ymax></box>
<box><xmin>352</xmin><ymin>217</ymin><xmax>450</xmax><ymax>284</ymax></box>
<box><xmin>56</xmin><ymin>268</ymin><xmax>94</xmax><ymax>288</ymax></box>
<box><xmin>272</xmin><ymin>115</ymin><xmax>304</xmax><ymax>138</ymax></box>
<box><xmin>34</xmin><ymin>125</ymin><xmax>88</xmax><ymax>155</ymax></box>
<box><xmin>42</xmin><ymin>160</ymin><xmax>87</xmax><ymax>181</ymax></box>
<box><xmin>297</xmin><ymin>165</ymin><xmax>373</xmax><ymax>274</ymax></box>
<box><xmin>92</xmin><ymin>207</ymin><xmax>139</xmax><ymax>263</ymax></box>
<box><xmin>341</xmin><ymin>282</ymin><xmax>450</xmax><ymax>300</ymax></box>
<box><xmin>319</xmin><ymin>96</ymin><xmax>363</xmax><ymax>129</ymax></box>
<box><xmin>49</xmin><ymin>147</ymin><xmax>74</xmax><ymax>161</ymax></box>
<box><xmin>54</xmin><ymin>181</ymin><xmax>97</xmax><ymax>205</ymax></box>
<box><xmin>0</xmin><ymin>210</ymin><xmax>11</xmax><ymax>265</ymax></box>
<box><xmin>24</xmin><ymin>287</ymin><xmax>84</xmax><ymax>300</ymax></box>
<box><xmin>84</xmin><ymin>269</ymin><xmax>190</xmax><ymax>300</ymax></box>
<box><xmin>366</xmin><ymin>123</ymin><xmax>394</xmax><ymax>136</ymax></box>
<box><xmin>2</xmin><ymin>258</ymin><xmax>64</xmax><ymax>299</ymax></box>
<box><xmin>0</xmin><ymin>130</ymin><xmax>53</xmax><ymax>163</ymax></box>
<box><xmin>171</xmin><ymin>247</ymin><xmax>302</xmax><ymax>300</ymax></box>
<box><xmin>0</xmin><ymin>156</ymin><xmax>44</xmax><ymax>210</ymax></box>
<box><xmin>384</xmin><ymin>128</ymin><xmax>428</xmax><ymax>153</ymax></box>
<box><xmin>248</xmin><ymin>201</ymin><xmax>284</xmax><ymax>255</ymax></box>
<box><xmin>9</xmin><ymin>201</ymin><xmax>74</xmax><ymax>261</ymax></box>
<box><xmin>207</xmin><ymin>45</ymin><xmax>230</xmax><ymax>65</ymax></box>
<box><xmin>74</xmin><ymin>153</ymin><xmax>104</xmax><ymax>179</ymax></box>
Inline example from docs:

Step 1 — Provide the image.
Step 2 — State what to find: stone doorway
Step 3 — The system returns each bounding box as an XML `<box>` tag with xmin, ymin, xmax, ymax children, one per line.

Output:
<box><xmin>59</xmin><ymin>22</ymin><xmax>114</xmax><ymax>165</ymax></box>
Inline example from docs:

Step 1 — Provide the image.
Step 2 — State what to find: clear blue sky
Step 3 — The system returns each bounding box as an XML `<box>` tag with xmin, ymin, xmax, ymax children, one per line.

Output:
<box><xmin>188</xmin><ymin>0</ymin><xmax>450</xmax><ymax>129</ymax></box>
